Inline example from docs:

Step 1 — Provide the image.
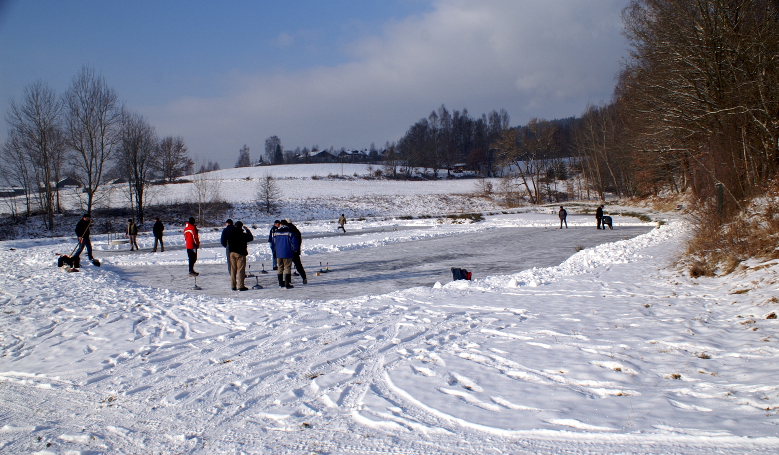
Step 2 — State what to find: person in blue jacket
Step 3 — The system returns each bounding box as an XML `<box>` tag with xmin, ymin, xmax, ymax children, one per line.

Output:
<box><xmin>271</xmin><ymin>220</ymin><xmax>299</xmax><ymax>289</ymax></box>
<box><xmin>268</xmin><ymin>220</ymin><xmax>280</xmax><ymax>270</ymax></box>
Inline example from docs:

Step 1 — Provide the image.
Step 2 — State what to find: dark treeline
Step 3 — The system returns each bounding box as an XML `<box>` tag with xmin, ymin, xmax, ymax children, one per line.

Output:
<box><xmin>396</xmin><ymin>0</ymin><xmax>779</xmax><ymax>211</ymax></box>
<box><xmin>578</xmin><ymin>0</ymin><xmax>779</xmax><ymax>210</ymax></box>
<box><xmin>392</xmin><ymin>105</ymin><xmax>580</xmax><ymax>181</ymax></box>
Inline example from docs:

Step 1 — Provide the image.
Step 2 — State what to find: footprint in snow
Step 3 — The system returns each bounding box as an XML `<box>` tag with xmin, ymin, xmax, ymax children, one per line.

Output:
<box><xmin>439</xmin><ymin>387</ymin><xmax>501</xmax><ymax>412</ymax></box>
<box><xmin>411</xmin><ymin>365</ymin><xmax>435</xmax><ymax>377</ymax></box>
<box><xmin>449</xmin><ymin>372</ymin><xmax>483</xmax><ymax>392</ymax></box>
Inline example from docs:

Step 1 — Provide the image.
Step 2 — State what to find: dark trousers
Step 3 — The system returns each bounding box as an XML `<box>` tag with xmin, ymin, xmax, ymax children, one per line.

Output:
<box><xmin>187</xmin><ymin>249</ymin><xmax>198</xmax><ymax>273</ymax></box>
<box><xmin>596</xmin><ymin>216</ymin><xmax>603</xmax><ymax>229</ymax></box>
<box><xmin>225</xmin><ymin>247</ymin><xmax>231</xmax><ymax>274</ymax></box>
<box><xmin>292</xmin><ymin>252</ymin><xmax>306</xmax><ymax>280</ymax></box>
<box><xmin>560</xmin><ymin>217</ymin><xmax>567</xmax><ymax>228</ymax></box>
<box><xmin>153</xmin><ymin>236</ymin><xmax>164</xmax><ymax>252</ymax></box>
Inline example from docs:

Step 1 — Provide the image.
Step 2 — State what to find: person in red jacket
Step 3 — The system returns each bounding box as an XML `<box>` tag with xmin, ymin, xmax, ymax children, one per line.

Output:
<box><xmin>184</xmin><ymin>217</ymin><xmax>200</xmax><ymax>276</ymax></box>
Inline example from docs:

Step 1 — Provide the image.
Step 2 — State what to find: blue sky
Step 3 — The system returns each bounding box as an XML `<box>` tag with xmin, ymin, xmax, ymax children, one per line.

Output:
<box><xmin>1</xmin><ymin>0</ymin><xmax>629</xmax><ymax>167</ymax></box>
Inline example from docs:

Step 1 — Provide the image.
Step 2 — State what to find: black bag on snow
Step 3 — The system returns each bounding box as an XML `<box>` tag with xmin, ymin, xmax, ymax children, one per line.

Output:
<box><xmin>451</xmin><ymin>267</ymin><xmax>472</xmax><ymax>281</ymax></box>
<box><xmin>57</xmin><ymin>255</ymin><xmax>80</xmax><ymax>268</ymax></box>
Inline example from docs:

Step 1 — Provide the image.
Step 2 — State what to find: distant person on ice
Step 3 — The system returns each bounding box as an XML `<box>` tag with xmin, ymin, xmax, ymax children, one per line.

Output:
<box><xmin>285</xmin><ymin>218</ymin><xmax>307</xmax><ymax>285</ymax></box>
<box><xmin>73</xmin><ymin>213</ymin><xmax>95</xmax><ymax>263</ymax></box>
<box><xmin>268</xmin><ymin>220</ymin><xmax>280</xmax><ymax>270</ymax></box>
<box><xmin>184</xmin><ymin>217</ymin><xmax>200</xmax><ymax>276</ymax></box>
<box><xmin>596</xmin><ymin>205</ymin><xmax>604</xmax><ymax>230</ymax></box>
<box><xmin>152</xmin><ymin>217</ymin><xmax>164</xmax><ymax>252</ymax></box>
<box><xmin>220</xmin><ymin>219</ymin><xmax>235</xmax><ymax>274</ymax></box>
<box><xmin>126</xmin><ymin>219</ymin><xmax>139</xmax><ymax>251</ymax></box>
<box><xmin>227</xmin><ymin>221</ymin><xmax>253</xmax><ymax>291</ymax></box>
<box><xmin>558</xmin><ymin>206</ymin><xmax>568</xmax><ymax>229</ymax></box>
<box><xmin>337</xmin><ymin>214</ymin><xmax>347</xmax><ymax>233</ymax></box>
<box><xmin>272</xmin><ymin>219</ymin><xmax>299</xmax><ymax>289</ymax></box>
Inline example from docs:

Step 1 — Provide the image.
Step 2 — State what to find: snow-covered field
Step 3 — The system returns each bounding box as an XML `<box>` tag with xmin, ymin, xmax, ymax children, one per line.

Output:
<box><xmin>1</xmin><ymin>166</ymin><xmax>778</xmax><ymax>454</ymax></box>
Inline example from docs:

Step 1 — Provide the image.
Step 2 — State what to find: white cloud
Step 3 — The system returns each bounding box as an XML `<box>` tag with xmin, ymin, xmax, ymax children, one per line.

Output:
<box><xmin>274</xmin><ymin>32</ymin><xmax>295</xmax><ymax>48</ymax></box>
<box><xmin>148</xmin><ymin>0</ymin><xmax>628</xmax><ymax>162</ymax></box>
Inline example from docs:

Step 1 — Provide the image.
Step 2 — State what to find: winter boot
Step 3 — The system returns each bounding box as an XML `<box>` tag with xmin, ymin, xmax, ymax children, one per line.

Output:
<box><xmin>278</xmin><ymin>274</ymin><xmax>285</xmax><ymax>287</ymax></box>
<box><xmin>284</xmin><ymin>274</ymin><xmax>294</xmax><ymax>289</ymax></box>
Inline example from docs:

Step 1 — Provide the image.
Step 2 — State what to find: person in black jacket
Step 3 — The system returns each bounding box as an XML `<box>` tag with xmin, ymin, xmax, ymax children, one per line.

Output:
<box><xmin>73</xmin><ymin>214</ymin><xmax>95</xmax><ymax>262</ymax></box>
<box><xmin>558</xmin><ymin>206</ymin><xmax>568</xmax><ymax>229</ymax></box>
<box><xmin>220</xmin><ymin>219</ymin><xmax>235</xmax><ymax>274</ymax></box>
<box><xmin>596</xmin><ymin>205</ymin><xmax>604</xmax><ymax>229</ymax></box>
<box><xmin>227</xmin><ymin>221</ymin><xmax>253</xmax><ymax>291</ymax></box>
<box><xmin>285</xmin><ymin>218</ymin><xmax>307</xmax><ymax>284</ymax></box>
<box><xmin>152</xmin><ymin>217</ymin><xmax>165</xmax><ymax>252</ymax></box>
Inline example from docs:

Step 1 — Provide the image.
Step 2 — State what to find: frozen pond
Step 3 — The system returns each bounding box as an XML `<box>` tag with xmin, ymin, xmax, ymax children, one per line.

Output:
<box><xmin>108</xmin><ymin>216</ymin><xmax>653</xmax><ymax>301</ymax></box>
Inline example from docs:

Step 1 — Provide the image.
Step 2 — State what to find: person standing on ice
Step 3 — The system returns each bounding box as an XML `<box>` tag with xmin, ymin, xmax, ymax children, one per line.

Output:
<box><xmin>126</xmin><ymin>219</ymin><xmax>139</xmax><ymax>251</ymax></box>
<box><xmin>268</xmin><ymin>220</ymin><xmax>280</xmax><ymax>270</ymax></box>
<box><xmin>73</xmin><ymin>213</ymin><xmax>95</xmax><ymax>263</ymax></box>
<box><xmin>596</xmin><ymin>204</ymin><xmax>604</xmax><ymax>229</ymax></box>
<box><xmin>184</xmin><ymin>217</ymin><xmax>200</xmax><ymax>276</ymax></box>
<box><xmin>272</xmin><ymin>219</ymin><xmax>299</xmax><ymax>289</ymax></box>
<box><xmin>152</xmin><ymin>217</ymin><xmax>165</xmax><ymax>252</ymax></box>
<box><xmin>337</xmin><ymin>214</ymin><xmax>347</xmax><ymax>233</ymax></box>
<box><xmin>285</xmin><ymin>218</ymin><xmax>307</xmax><ymax>284</ymax></box>
<box><xmin>220</xmin><ymin>219</ymin><xmax>235</xmax><ymax>274</ymax></box>
<box><xmin>558</xmin><ymin>206</ymin><xmax>568</xmax><ymax>229</ymax></box>
<box><xmin>227</xmin><ymin>220</ymin><xmax>253</xmax><ymax>291</ymax></box>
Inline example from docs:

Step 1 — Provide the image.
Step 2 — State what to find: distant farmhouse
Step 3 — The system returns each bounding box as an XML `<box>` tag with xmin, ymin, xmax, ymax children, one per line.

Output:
<box><xmin>56</xmin><ymin>177</ymin><xmax>81</xmax><ymax>189</ymax></box>
<box><xmin>0</xmin><ymin>187</ymin><xmax>25</xmax><ymax>198</ymax></box>
<box><xmin>338</xmin><ymin>150</ymin><xmax>369</xmax><ymax>163</ymax></box>
<box><xmin>309</xmin><ymin>150</ymin><xmax>338</xmax><ymax>163</ymax></box>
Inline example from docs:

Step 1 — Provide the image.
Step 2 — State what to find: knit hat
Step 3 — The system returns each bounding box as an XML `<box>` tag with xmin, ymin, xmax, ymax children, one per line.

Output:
<box><xmin>188</xmin><ymin>217</ymin><xmax>196</xmax><ymax>224</ymax></box>
<box><xmin>235</xmin><ymin>221</ymin><xmax>243</xmax><ymax>229</ymax></box>
<box><xmin>226</xmin><ymin>219</ymin><xmax>233</xmax><ymax>224</ymax></box>
<box><xmin>273</xmin><ymin>220</ymin><xmax>281</xmax><ymax>224</ymax></box>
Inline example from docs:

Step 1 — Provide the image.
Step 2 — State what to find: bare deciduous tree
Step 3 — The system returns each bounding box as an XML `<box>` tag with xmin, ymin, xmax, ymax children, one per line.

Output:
<box><xmin>157</xmin><ymin>136</ymin><xmax>192</xmax><ymax>182</ymax></box>
<box><xmin>492</xmin><ymin>127</ymin><xmax>535</xmax><ymax>203</ymax></box>
<box><xmin>255</xmin><ymin>172</ymin><xmax>281</xmax><ymax>214</ymax></box>
<box><xmin>4</xmin><ymin>81</ymin><xmax>65</xmax><ymax>229</ymax></box>
<box><xmin>621</xmin><ymin>0</ymin><xmax>779</xmax><ymax>206</ymax></box>
<box><xmin>0</xmin><ymin>132</ymin><xmax>35</xmax><ymax>218</ymax></box>
<box><xmin>118</xmin><ymin>110</ymin><xmax>158</xmax><ymax>224</ymax></box>
<box><xmin>190</xmin><ymin>165</ymin><xmax>222</xmax><ymax>226</ymax></box>
<box><xmin>63</xmin><ymin>66</ymin><xmax>122</xmax><ymax>216</ymax></box>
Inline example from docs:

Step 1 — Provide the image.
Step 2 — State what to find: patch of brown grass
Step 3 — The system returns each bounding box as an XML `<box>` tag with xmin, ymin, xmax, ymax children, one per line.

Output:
<box><xmin>683</xmin><ymin>185</ymin><xmax>779</xmax><ymax>276</ymax></box>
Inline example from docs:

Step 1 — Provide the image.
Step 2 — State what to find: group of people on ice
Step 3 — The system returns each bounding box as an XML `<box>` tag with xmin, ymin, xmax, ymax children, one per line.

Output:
<box><xmin>183</xmin><ymin>217</ymin><xmax>303</xmax><ymax>291</ymax></box>
<box><xmin>557</xmin><ymin>204</ymin><xmax>612</xmax><ymax>230</ymax></box>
